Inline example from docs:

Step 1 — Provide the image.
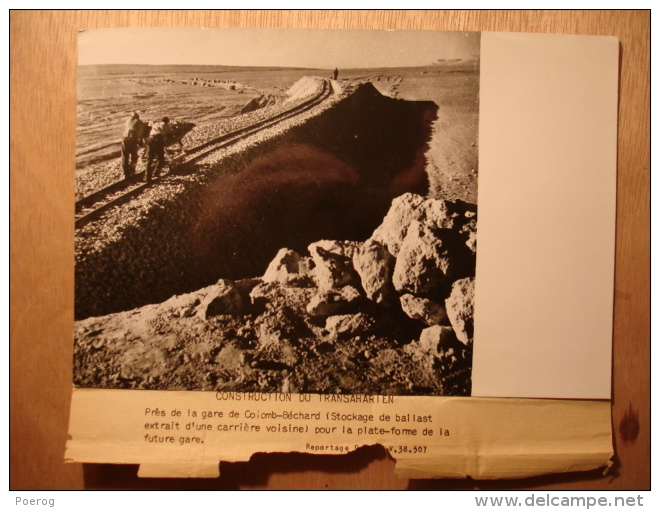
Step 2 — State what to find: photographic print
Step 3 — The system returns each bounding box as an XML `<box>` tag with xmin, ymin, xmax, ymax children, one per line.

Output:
<box><xmin>73</xmin><ymin>28</ymin><xmax>480</xmax><ymax>396</ymax></box>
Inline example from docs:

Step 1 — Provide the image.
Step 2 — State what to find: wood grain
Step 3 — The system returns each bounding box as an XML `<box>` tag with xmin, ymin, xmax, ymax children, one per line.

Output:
<box><xmin>10</xmin><ymin>10</ymin><xmax>650</xmax><ymax>490</ymax></box>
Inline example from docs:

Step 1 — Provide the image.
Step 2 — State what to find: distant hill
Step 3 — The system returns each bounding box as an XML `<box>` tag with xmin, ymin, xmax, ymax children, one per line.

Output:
<box><xmin>78</xmin><ymin>64</ymin><xmax>326</xmax><ymax>75</ymax></box>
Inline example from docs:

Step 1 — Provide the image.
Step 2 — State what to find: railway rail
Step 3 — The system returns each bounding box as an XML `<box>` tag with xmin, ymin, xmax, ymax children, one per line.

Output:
<box><xmin>75</xmin><ymin>78</ymin><xmax>333</xmax><ymax>229</ymax></box>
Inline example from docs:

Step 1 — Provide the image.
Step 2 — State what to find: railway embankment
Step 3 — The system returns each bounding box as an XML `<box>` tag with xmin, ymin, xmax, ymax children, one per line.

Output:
<box><xmin>75</xmin><ymin>78</ymin><xmax>457</xmax><ymax>324</ymax></box>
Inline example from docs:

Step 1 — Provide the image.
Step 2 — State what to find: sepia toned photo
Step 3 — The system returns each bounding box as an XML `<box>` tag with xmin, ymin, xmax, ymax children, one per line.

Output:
<box><xmin>73</xmin><ymin>28</ymin><xmax>480</xmax><ymax>397</ymax></box>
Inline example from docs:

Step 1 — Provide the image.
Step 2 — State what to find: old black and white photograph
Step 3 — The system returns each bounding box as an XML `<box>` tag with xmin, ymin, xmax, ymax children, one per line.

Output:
<box><xmin>74</xmin><ymin>28</ymin><xmax>480</xmax><ymax>396</ymax></box>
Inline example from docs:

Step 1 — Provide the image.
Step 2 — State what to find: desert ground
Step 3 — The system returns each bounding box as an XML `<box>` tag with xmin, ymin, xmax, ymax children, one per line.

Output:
<box><xmin>74</xmin><ymin>60</ymin><xmax>479</xmax><ymax>396</ymax></box>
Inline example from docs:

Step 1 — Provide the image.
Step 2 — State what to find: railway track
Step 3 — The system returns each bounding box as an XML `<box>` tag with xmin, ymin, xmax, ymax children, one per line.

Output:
<box><xmin>75</xmin><ymin>78</ymin><xmax>332</xmax><ymax>229</ymax></box>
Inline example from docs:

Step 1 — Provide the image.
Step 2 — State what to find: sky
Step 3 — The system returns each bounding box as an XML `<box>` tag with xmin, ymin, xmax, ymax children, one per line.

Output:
<box><xmin>78</xmin><ymin>28</ymin><xmax>480</xmax><ymax>68</ymax></box>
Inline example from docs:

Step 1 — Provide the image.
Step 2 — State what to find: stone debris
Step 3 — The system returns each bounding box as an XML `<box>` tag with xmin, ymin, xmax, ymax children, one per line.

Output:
<box><xmin>392</xmin><ymin>220</ymin><xmax>455</xmax><ymax>296</ymax></box>
<box><xmin>460</xmin><ymin>217</ymin><xmax>478</xmax><ymax>254</ymax></box>
<box><xmin>420</xmin><ymin>198</ymin><xmax>456</xmax><ymax>230</ymax></box>
<box><xmin>196</xmin><ymin>279</ymin><xmax>244</xmax><ymax>319</ymax></box>
<box><xmin>306</xmin><ymin>285</ymin><xmax>362</xmax><ymax>317</ymax></box>
<box><xmin>325</xmin><ymin>313</ymin><xmax>377</xmax><ymax>340</ymax></box>
<box><xmin>74</xmin><ymin>193</ymin><xmax>476</xmax><ymax>395</ymax></box>
<box><xmin>352</xmin><ymin>239</ymin><xmax>397</xmax><ymax>307</ymax></box>
<box><xmin>370</xmin><ymin>192</ymin><xmax>425</xmax><ymax>256</ymax></box>
<box><xmin>262</xmin><ymin>248</ymin><xmax>302</xmax><ymax>284</ymax></box>
<box><xmin>400</xmin><ymin>294</ymin><xmax>448</xmax><ymax>326</ymax></box>
<box><xmin>445</xmin><ymin>277</ymin><xmax>475</xmax><ymax>345</ymax></box>
<box><xmin>418</xmin><ymin>325</ymin><xmax>456</xmax><ymax>357</ymax></box>
<box><xmin>308</xmin><ymin>240</ymin><xmax>361</xmax><ymax>291</ymax></box>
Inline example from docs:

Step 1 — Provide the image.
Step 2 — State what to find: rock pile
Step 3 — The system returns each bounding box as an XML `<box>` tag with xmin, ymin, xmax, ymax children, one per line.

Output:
<box><xmin>74</xmin><ymin>193</ymin><xmax>476</xmax><ymax>396</ymax></box>
<box><xmin>261</xmin><ymin>192</ymin><xmax>477</xmax><ymax>356</ymax></box>
<box><xmin>240</xmin><ymin>94</ymin><xmax>283</xmax><ymax>114</ymax></box>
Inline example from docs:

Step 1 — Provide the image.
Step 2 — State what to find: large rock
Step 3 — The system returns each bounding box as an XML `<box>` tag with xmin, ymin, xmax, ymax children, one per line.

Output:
<box><xmin>420</xmin><ymin>198</ymin><xmax>457</xmax><ymax>231</ymax></box>
<box><xmin>392</xmin><ymin>221</ymin><xmax>455</xmax><ymax>296</ymax></box>
<box><xmin>400</xmin><ymin>294</ymin><xmax>448</xmax><ymax>325</ymax></box>
<box><xmin>325</xmin><ymin>312</ymin><xmax>377</xmax><ymax>340</ymax></box>
<box><xmin>308</xmin><ymin>240</ymin><xmax>360</xmax><ymax>290</ymax></box>
<box><xmin>263</xmin><ymin>248</ymin><xmax>302</xmax><ymax>284</ymax></box>
<box><xmin>161</xmin><ymin>291</ymin><xmax>203</xmax><ymax>319</ymax></box>
<box><xmin>196</xmin><ymin>279</ymin><xmax>244</xmax><ymax>319</ymax></box>
<box><xmin>460</xmin><ymin>216</ymin><xmax>477</xmax><ymax>254</ymax></box>
<box><xmin>418</xmin><ymin>325</ymin><xmax>456</xmax><ymax>357</ymax></box>
<box><xmin>249</xmin><ymin>281</ymin><xmax>314</xmax><ymax>315</ymax></box>
<box><xmin>370</xmin><ymin>193</ymin><xmax>425</xmax><ymax>256</ymax></box>
<box><xmin>352</xmin><ymin>239</ymin><xmax>397</xmax><ymax>307</ymax></box>
<box><xmin>445</xmin><ymin>277</ymin><xmax>475</xmax><ymax>345</ymax></box>
<box><xmin>309</xmin><ymin>239</ymin><xmax>360</xmax><ymax>259</ymax></box>
<box><xmin>369</xmin><ymin>194</ymin><xmax>460</xmax><ymax>257</ymax></box>
<box><xmin>306</xmin><ymin>285</ymin><xmax>362</xmax><ymax>317</ymax></box>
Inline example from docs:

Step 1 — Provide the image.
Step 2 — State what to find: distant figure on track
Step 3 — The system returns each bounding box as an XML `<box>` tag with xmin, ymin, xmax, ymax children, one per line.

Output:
<box><xmin>121</xmin><ymin>112</ymin><xmax>145</xmax><ymax>180</ymax></box>
<box><xmin>333</xmin><ymin>67</ymin><xmax>339</xmax><ymax>80</ymax></box>
<box><xmin>145</xmin><ymin>117</ymin><xmax>170</xmax><ymax>183</ymax></box>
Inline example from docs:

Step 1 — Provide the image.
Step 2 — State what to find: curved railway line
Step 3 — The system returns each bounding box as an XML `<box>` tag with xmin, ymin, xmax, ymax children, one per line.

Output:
<box><xmin>75</xmin><ymin>77</ymin><xmax>333</xmax><ymax>229</ymax></box>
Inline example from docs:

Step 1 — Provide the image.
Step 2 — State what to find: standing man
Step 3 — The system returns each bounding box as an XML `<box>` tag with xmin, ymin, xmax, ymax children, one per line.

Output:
<box><xmin>145</xmin><ymin>116</ymin><xmax>170</xmax><ymax>183</ymax></box>
<box><xmin>333</xmin><ymin>67</ymin><xmax>339</xmax><ymax>80</ymax></box>
<box><xmin>121</xmin><ymin>112</ymin><xmax>145</xmax><ymax>180</ymax></box>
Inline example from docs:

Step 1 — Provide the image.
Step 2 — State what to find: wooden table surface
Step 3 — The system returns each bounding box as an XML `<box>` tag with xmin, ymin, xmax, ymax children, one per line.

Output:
<box><xmin>9</xmin><ymin>10</ymin><xmax>650</xmax><ymax>490</ymax></box>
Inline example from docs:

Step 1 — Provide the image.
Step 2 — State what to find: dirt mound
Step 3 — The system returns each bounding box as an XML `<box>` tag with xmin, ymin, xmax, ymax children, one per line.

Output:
<box><xmin>240</xmin><ymin>76</ymin><xmax>325</xmax><ymax>114</ymax></box>
<box><xmin>285</xmin><ymin>76</ymin><xmax>326</xmax><ymax>102</ymax></box>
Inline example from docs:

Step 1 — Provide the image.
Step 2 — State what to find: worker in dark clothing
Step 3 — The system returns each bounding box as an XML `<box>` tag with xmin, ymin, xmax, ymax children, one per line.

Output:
<box><xmin>333</xmin><ymin>67</ymin><xmax>339</xmax><ymax>80</ymax></box>
<box><xmin>145</xmin><ymin>117</ymin><xmax>170</xmax><ymax>183</ymax></box>
<box><xmin>121</xmin><ymin>112</ymin><xmax>145</xmax><ymax>180</ymax></box>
